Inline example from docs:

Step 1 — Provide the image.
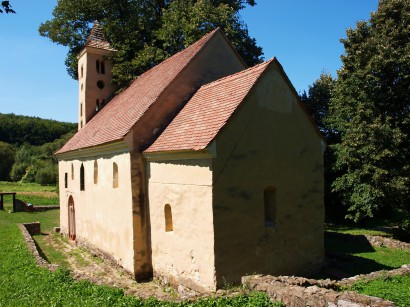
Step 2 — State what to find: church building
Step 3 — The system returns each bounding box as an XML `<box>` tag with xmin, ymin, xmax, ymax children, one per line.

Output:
<box><xmin>56</xmin><ymin>23</ymin><xmax>325</xmax><ymax>292</ymax></box>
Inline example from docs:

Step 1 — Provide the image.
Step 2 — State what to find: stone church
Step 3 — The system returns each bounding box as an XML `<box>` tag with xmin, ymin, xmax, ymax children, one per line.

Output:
<box><xmin>56</xmin><ymin>22</ymin><xmax>325</xmax><ymax>292</ymax></box>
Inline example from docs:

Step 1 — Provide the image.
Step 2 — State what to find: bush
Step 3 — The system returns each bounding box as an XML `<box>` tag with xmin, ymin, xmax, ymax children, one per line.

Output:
<box><xmin>35</xmin><ymin>165</ymin><xmax>57</xmax><ymax>185</ymax></box>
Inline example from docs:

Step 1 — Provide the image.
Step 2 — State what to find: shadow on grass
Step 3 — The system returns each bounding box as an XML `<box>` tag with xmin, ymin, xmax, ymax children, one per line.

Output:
<box><xmin>316</xmin><ymin>232</ymin><xmax>395</xmax><ymax>280</ymax></box>
<box><xmin>32</xmin><ymin>234</ymin><xmax>51</xmax><ymax>263</ymax></box>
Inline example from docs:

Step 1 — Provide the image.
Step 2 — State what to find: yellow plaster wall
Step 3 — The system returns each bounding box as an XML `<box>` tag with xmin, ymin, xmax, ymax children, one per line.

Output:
<box><xmin>146</xmin><ymin>158</ymin><xmax>216</xmax><ymax>292</ymax></box>
<box><xmin>58</xmin><ymin>151</ymin><xmax>135</xmax><ymax>273</ymax></box>
<box><xmin>212</xmin><ymin>62</ymin><xmax>325</xmax><ymax>286</ymax></box>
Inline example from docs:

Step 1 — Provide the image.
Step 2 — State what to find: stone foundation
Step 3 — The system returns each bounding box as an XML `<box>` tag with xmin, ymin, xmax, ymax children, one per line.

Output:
<box><xmin>242</xmin><ymin>275</ymin><xmax>395</xmax><ymax>306</ymax></box>
<box><xmin>19</xmin><ymin>222</ymin><xmax>58</xmax><ymax>271</ymax></box>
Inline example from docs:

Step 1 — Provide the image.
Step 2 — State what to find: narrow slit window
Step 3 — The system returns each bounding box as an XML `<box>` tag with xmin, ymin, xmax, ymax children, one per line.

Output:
<box><xmin>80</xmin><ymin>164</ymin><xmax>85</xmax><ymax>191</ymax></box>
<box><xmin>101</xmin><ymin>61</ymin><xmax>105</xmax><ymax>74</ymax></box>
<box><xmin>96</xmin><ymin>60</ymin><xmax>100</xmax><ymax>73</ymax></box>
<box><xmin>164</xmin><ymin>204</ymin><xmax>173</xmax><ymax>232</ymax></box>
<box><xmin>94</xmin><ymin>161</ymin><xmax>98</xmax><ymax>184</ymax></box>
<box><xmin>264</xmin><ymin>187</ymin><xmax>277</xmax><ymax>227</ymax></box>
<box><xmin>81</xmin><ymin>65</ymin><xmax>84</xmax><ymax>78</ymax></box>
<box><xmin>71</xmin><ymin>163</ymin><xmax>74</xmax><ymax>180</ymax></box>
<box><xmin>64</xmin><ymin>173</ymin><xmax>68</xmax><ymax>188</ymax></box>
<box><xmin>113</xmin><ymin>162</ymin><xmax>119</xmax><ymax>188</ymax></box>
<box><xmin>96</xmin><ymin>99</ymin><xmax>100</xmax><ymax>111</ymax></box>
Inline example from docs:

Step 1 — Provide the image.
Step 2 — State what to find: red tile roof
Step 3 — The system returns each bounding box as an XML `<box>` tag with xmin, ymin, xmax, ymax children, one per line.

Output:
<box><xmin>144</xmin><ymin>59</ymin><xmax>275</xmax><ymax>153</ymax></box>
<box><xmin>57</xmin><ymin>28</ymin><xmax>222</xmax><ymax>155</ymax></box>
<box><xmin>85</xmin><ymin>21</ymin><xmax>112</xmax><ymax>50</ymax></box>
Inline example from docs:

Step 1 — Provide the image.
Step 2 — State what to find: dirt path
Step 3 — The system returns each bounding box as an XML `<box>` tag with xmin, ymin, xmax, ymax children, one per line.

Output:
<box><xmin>45</xmin><ymin>233</ymin><xmax>205</xmax><ymax>301</ymax></box>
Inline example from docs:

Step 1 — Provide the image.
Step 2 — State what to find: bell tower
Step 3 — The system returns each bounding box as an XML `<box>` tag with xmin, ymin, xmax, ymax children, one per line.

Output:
<box><xmin>77</xmin><ymin>21</ymin><xmax>116</xmax><ymax>130</ymax></box>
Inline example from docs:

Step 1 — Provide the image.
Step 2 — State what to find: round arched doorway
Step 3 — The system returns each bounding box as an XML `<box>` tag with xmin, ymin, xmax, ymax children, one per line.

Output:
<box><xmin>68</xmin><ymin>195</ymin><xmax>76</xmax><ymax>240</ymax></box>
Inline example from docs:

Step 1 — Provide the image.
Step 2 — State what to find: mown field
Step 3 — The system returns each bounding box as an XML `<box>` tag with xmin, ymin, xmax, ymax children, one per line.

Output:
<box><xmin>0</xmin><ymin>181</ymin><xmax>59</xmax><ymax>206</ymax></box>
<box><xmin>0</xmin><ymin>181</ymin><xmax>409</xmax><ymax>306</ymax></box>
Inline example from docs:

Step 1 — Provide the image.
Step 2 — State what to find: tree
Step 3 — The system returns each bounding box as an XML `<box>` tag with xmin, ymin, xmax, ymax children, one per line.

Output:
<box><xmin>300</xmin><ymin>74</ymin><xmax>345</xmax><ymax>222</ymax></box>
<box><xmin>300</xmin><ymin>73</ymin><xmax>336</xmax><ymax>141</ymax></box>
<box><xmin>0</xmin><ymin>1</ymin><xmax>15</xmax><ymax>14</ymax></box>
<box><xmin>327</xmin><ymin>0</ymin><xmax>410</xmax><ymax>234</ymax></box>
<box><xmin>39</xmin><ymin>0</ymin><xmax>262</xmax><ymax>87</ymax></box>
<box><xmin>0</xmin><ymin>142</ymin><xmax>15</xmax><ymax>181</ymax></box>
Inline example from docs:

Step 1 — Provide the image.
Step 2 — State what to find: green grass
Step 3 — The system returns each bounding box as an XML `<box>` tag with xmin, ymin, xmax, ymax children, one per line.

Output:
<box><xmin>326</xmin><ymin>223</ymin><xmax>393</xmax><ymax>237</ymax></box>
<box><xmin>350</xmin><ymin>274</ymin><xmax>410</xmax><ymax>307</ymax></box>
<box><xmin>322</xmin><ymin>228</ymin><xmax>410</xmax><ymax>306</ymax></box>
<box><xmin>324</xmin><ymin>232</ymin><xmax>410</xmax><ymax>277</ymax></box>
<box><xmin>0</xmin><ymin>181</ymin><xmax>58</xmax><ymax>193</ymax></box>
<box><xmin>0</xmin><ymin>181</ymin><xmax>59</xmax><ymax>206</ymax></box>
<box><xmin>0</xmin><ymin>209</ymin><xmax>280</xmax><ymax>306</ymax></box>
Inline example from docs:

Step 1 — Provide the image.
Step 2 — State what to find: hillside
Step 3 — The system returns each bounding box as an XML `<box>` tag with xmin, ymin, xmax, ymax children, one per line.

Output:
<box><xmin>0</xmin><ymin>113</ymin><xmax>76</xmax><ymax>146</ymax></box>
<box><xmin>0</xmin><ymin>113</ymin><xmax>76</xmax><ymax>183</ymax></box>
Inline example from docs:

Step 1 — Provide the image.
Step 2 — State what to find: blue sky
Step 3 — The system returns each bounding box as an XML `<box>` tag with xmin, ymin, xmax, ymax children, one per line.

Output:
<box><xmin>0</xmin><ymin>0</ymin><xmax>378</xmax><ymax>123</ymax></box>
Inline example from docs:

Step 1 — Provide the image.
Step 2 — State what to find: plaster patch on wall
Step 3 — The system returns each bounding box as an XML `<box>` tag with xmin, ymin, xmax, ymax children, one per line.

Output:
<box><xmin>256</xmin><ymin>70</ymin><xmax>294</xmax><ymax>114</ymax></box>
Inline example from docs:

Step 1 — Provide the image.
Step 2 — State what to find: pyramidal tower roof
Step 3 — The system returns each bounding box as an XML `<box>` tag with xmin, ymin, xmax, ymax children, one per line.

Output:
<box><xmin>85</xmin><ymin>21</ymin><xmax>111</xmax><ymax>50</ymax></box>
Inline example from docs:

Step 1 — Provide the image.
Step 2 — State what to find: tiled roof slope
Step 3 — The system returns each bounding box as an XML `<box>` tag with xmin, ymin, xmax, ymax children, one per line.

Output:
<box><xmin>145</xmin><ymin>59</ymin><xmax>275</xmax><ymax>153</ymax></box>
<box><xmin>57</xmin><ymin>28</ymin><xmax>221</xmax><ymax>155</ymax></box>
<box><xmin>85</xmin><ymin>21</ymin><xmax>111</xmax><ymax>50</ymax></box>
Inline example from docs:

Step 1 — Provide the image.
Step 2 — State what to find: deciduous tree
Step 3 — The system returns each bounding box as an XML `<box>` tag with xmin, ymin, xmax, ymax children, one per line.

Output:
<box><xmin>327</xmin><ymin>0</ymin><xmax>410</xmax><ymax>234</ymax></box>
<box><xmin>0</xmin><ymin>1</ymin><xmax>15</xmax><ymax>14</ymax></box>
<box><xmin>39</xmin><ymin>0</ymin><xmax>262</xmax><ymax>88</ymax></box>
<box><xmin>0</xmin><ymin>142</ymin><xmax>15</xmax><ymax>181</ymax></box>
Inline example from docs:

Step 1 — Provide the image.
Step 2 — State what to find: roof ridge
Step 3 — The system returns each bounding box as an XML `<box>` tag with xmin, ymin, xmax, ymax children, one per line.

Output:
<box><xmin>134</xmin><ymin>28</ymin><xmax>221</xmax><ymax>82</ymax></box>
<box><xmin>200</xmin><ymin>57</ymin><xmax>275</xmax><ymax>90</ymax></box>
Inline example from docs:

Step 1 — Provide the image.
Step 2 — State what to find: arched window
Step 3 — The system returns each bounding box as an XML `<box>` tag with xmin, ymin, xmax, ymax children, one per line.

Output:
<box><xmin>164</xmin><ymin>204</ymin><xmax>173</xmax><ymax>232</ymax></box>
<box><xmin>101</xmin><ymin>61</ymin><xmax>105</xmax><ymax>74</ymax></box>
<box><xmin>113</xmin><ymin>162</ymin><xmax>119</xmax><ymax>188</ymax></box>
<box><xmin>94</xmin><ymin>161</ymin><xmax>98</xmax><ymax>184</ymax></box>
<box><xmin>80</xmin><ymin>65</ymin><xmax>84</xmax><ymax>78</ymax></box>
<box><xmin>80</xmin><ymin>164</ymin><xmax>85</xmax><ymax>191</ymax></box>
<box><xmin>96</xmin><ymin>60</ymin><xmax>100</xmax><ymax>73</ymax></box>
<box><xmin>264</xmin><ymin>187</ymin><xmax>277</xmax><ymax>227</ymax></box>
<box><xmin>71</xmin><ymin>163</ymin><xmax>74</xmax><ymax>180</ymax></box>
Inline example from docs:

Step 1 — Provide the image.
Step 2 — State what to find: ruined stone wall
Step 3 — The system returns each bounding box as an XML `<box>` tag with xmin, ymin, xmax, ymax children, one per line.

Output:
<box><xmin>243</xmin><ymin>275</ymin><xmax>395</xmax><ymax>307</ymax></box>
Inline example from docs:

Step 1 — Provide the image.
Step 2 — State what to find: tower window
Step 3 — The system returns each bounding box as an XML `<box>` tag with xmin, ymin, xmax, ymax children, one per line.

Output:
<box><xmin>96</xmin><ymin>60</ymin><xmax>100</xmax><ymax>73</ymax></box>
<box><xmin>101</xmin><ymin>61</ymin><xmax>105</xmax><ymax>74</ymax></box>
<box><xmin>71</xmin><ymin>163</ymin><xmax>74</xmax><ymax>180</ymax></box>
<box><xmin>81</xmin><ymin>65</ymin><xmax>84</xmax><ymax>78</ymax></box>
<box><xmin>97</xmin><ymin>80</ymin><xmax>105</xmax><ymax>89</ymax></box>
<box><xmin>264</xmin><ymin>187</ymin><xmax>277</xmax><ymax>227</ymax></box>
<box><xmin>80</xmin><ymin>164</ymin><xmax>85</xmax><ymax>191</ymax></box>
<box><xmin>113</xmin><ymin>162</ymin><xmax>119</xmax><ymax>188</ymax></box>
<box><xmin>80</xmin><ymin>103</ymin><xmax>83</xmax><ymax>116</ymax></box>
<box><xmin>94</xmin><ymin>161</ymin><xmax>98</xmax><ymax>184</ymax></box>
<box><xmin>96</xmin><ymin>99</ymin><xmax>100</xmax><ymax>111</ymax></box>
<box><xmin>64</xmin><ymin>172</ymin><xmax>68</xmax><ymax>188</ymax></box>
<box><xmin>164</xmin><ymin>204</ymin><xmax>173</xmax><ymax>232</ymax></box>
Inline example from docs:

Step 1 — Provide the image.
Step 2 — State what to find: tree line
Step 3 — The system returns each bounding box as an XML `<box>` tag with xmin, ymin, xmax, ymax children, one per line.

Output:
<box><xmin>0</xmin><ymin>113</ymin><xmax>76</xmax><ymax>185</ymax></box>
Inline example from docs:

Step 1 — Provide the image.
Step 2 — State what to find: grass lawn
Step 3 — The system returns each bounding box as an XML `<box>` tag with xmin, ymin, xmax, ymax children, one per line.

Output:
<box><xmin>0</xmin><ymin>181</ymin><xmax>59</xmax><ymax>206</ymax></box>
<box><xmin>324</xmin><ymin>224</ymin><xmax>410</xmax><ymax>306</ymax></box>
<box><xmin>350</xmin><ymin>274</ymin><xmax>410</xmax><ymax>307</ymax></box>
